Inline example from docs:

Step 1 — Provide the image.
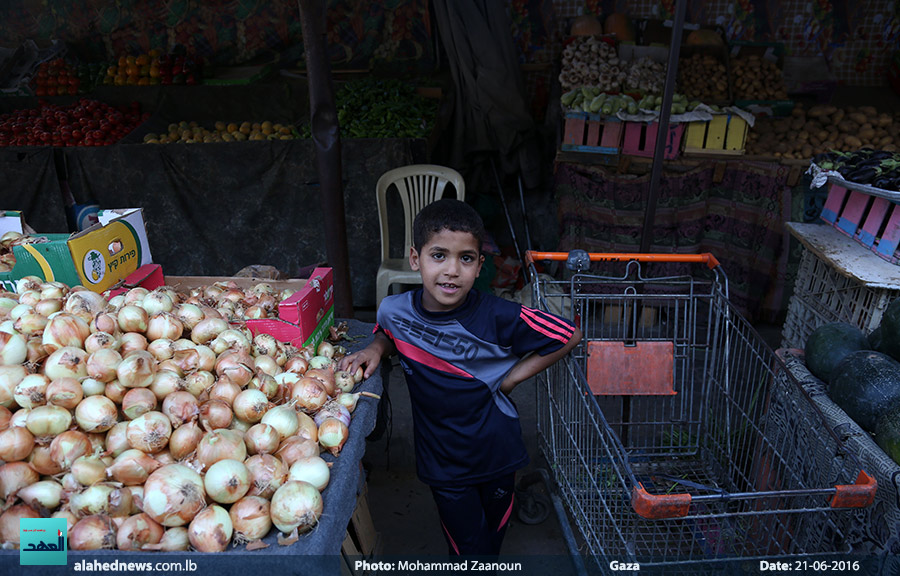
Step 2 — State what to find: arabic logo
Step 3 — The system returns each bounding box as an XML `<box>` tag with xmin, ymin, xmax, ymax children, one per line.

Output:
<box><xmin>19</xmin><ymin>517</ymin><xmax>67</xmax><ymax>565</ymax></box>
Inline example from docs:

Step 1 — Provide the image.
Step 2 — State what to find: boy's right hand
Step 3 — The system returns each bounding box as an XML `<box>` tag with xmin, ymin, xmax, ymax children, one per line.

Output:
<box><xmin>338</xmin><ymin>347</ymin><xmax>383</xmax><ymax>380</ymax></box>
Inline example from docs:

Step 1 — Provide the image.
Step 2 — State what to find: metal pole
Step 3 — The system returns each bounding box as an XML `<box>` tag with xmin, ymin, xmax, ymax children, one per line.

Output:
<box><xmin>298</xmin><ymin>0</ymin><xmax>354</xmax><ymax>318</ymax></box>
<box><xmin>638</xmin><ymin>0</ymin><xmax>688</xmax><ymax>254</ymax></box>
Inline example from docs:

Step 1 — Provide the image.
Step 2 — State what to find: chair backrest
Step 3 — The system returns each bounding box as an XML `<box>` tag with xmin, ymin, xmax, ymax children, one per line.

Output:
<box><xmin>376</xmin><ymin>164</ymin><xmax>466</xmax><ymax>262</ymax></box>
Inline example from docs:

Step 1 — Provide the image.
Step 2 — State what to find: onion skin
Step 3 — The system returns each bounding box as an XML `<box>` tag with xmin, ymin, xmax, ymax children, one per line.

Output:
<box><xmin>0</xmin><ymin>461</ymin><xmax>40</xmax><ymax>500</ymax></box>
<box><xmin>71</xmin><ymin>514</ymin><xmax>117</xmax><ymax>550</ymax></box>
<box><xmin>142</xmin><ymin>464</ymin><xmax>206</xmax><ymax>527</ymax></box>
<box><xmin>116</xmin><ymin>512</ymin><xmax>164</xmax><ymax>551</ymax></box>
<box><xmin>0</xmin><ymin>504</ymin><xmax>42</xmax><ymax>546</ymax></box>
<box><xmin>188</xmin><ymin>504</ymin><xmax>233</xmax><ymax>553</ymax></box>
<box><xmin>270</xmin><ymin>480</ymin><xmax>323</xmax><ymax>534</ymax></box>
<box><xmin>229</xmin><ymin>495</ymin><xmax>272</xmax><ymax>544</ymax></box>
<box><xmin>318</xmin><ymin>417</ymin><xmax>350</xmax><ymax>456</ymax></box>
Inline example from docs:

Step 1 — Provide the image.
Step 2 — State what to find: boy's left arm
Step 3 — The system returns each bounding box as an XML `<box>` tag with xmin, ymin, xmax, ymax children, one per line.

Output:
<box><xmin>500</xmin><ymin>325</ymin><xmax>582</xmax><ymax>395</ymax></box>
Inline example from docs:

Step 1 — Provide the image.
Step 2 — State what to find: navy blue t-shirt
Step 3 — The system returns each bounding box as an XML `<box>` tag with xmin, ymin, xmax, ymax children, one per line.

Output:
<box><xmin>376</xmin><ymin>289</ymin><xmax>576</xmax><ymax>487</ymax></box>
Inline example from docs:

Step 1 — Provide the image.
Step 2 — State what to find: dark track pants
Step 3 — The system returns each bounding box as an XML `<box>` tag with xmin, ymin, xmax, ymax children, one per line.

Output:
<box><xmin>430</xmin><ymin>473</ymin><xmax>516</xmax><ymax>556</ymax></box>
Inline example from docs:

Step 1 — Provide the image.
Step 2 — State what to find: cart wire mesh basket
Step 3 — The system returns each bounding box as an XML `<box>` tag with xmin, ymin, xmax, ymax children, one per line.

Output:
<box><xmin>527</xmin><ymin>250</ymin><xmax>875</xmax><ymax>571</ymax></box>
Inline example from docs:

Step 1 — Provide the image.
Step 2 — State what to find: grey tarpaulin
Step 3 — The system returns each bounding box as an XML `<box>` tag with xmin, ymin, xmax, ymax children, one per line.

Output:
<box><xmin>0</xmin><ymin>319</ymin><xmax>382</xmax><ymax>573</ymax></box>
<box><xmin>432</xmin><ymin>0</ymin><xmax>540</xmax><ymax>188</ymax></box>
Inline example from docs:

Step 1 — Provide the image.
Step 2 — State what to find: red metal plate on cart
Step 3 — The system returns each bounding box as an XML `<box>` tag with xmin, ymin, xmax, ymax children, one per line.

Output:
<box><xmin>586</xmin><ymin>341</ymin><xmax>675</xmax><ymax>395</ymax></box>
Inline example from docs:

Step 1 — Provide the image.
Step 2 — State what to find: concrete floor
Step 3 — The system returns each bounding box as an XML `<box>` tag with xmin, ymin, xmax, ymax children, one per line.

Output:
<box><xmin>358</xmin><ymin>312</ymin><xmax>785</xmax><ymax>563</ymax></box>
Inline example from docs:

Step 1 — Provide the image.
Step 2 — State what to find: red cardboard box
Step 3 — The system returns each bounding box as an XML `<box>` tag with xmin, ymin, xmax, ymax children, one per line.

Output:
<box><xmin>246</xmin><ymin>267</ymin><xmax>334</xmax><ymax>350</ymax></box>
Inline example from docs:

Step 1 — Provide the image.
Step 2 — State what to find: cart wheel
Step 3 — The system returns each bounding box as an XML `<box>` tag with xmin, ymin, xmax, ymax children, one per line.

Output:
<box><xmin>516</xmin><ymin>487</ymin><xmax>551</xmax><ymax>525</ymax></box>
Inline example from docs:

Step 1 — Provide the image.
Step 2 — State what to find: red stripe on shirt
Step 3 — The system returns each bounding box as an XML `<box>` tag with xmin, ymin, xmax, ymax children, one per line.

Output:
<box><xmin>390</xmin><ymin>334</ymin><xmax>473</xmax><ymax>379</ymax></box>
<box><xmin>520</xmin><ymin>307</ymin><xmax>572</xmax><ymax>343</ymax></box>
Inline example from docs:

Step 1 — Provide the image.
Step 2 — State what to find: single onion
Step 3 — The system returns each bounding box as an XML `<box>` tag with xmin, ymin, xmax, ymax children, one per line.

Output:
<box><xmin>204</xmin><ymin>459</ymin><xmax>251</xmax><ymax>504</ymax></box>
<box><xmin>46</xmin><ymin>377</ymin><xmax>84</xmax><ymax>409</ymax></box>
<box><xmin>314</xmin><ymin>399</ymin><xmax>352</xmax><ymax>427</ymax></box>
<box><xmin>195</xmin><ymin>345</ymin><xmax>217</xmax><ymax>372</ymax></box>
<box><xmin>290</xmin><ymin>377</ymin><xmax>328</xmax><ymax>413</ymax></box>
<box><xmin>191</xmin><ymin>318</ymin><xmax>229</xmax><ymax>345</ymax></box>
<box><xmin>142</xmin><ymin>526</ymin><xmax>190</xmax><ymax>551</ymax></box>
<box><xmin>69</xmin><ymin>483</ymin><xmax>133</xmax><ymax>518</ymax></box>
<box><xmin>168</xmin><ymin>420</ymin><xmax>204</xmax><ymax>461</ymax></box>
<box><xmin>334</xmin><ymin>370</ymin><xmax>356</xmax><ymax>393</ymax></box>
<box><xmin>119</xmin><ymin>332</ymin><xmax>148</xmax><ymax>354</ymax></box>
<box><xmin>270</xmin><ymin>480</ymin><xmax>323</xmax><ymax>534</ymax></box>
<box><xmin>86</xmin><ymin>348</ymin><xmax>122</xmax><ymax>383</ymax></box>
<box><xmin>103</xmin><ymin>379</ymin><xmax>127</xmax><ymax>404</ymax></box>
<box><xmin>42</xmin><ymin>313</ymin><xmax>90</xmax><ymax>352</ymax></box>
<box><xmin>105</xmin><ymin>421</ymin><xmax>130</xmax><ymax>458</ymax></box>
<box><xmin>49</xmin><ymin>429</ymin><xmax>91</xmax><ymax>469</ymax></box>
<box><xmin>141</xmin><ymin>290</ymin><xmax>175</xmax><ymax>316</ymax></box>
<box><xmin>0</xmin><ymin>364</ymin><xmax>28</xmax><ymax>408</ymax></box>
<box><xmin>196</xmin><ymin>429</ymin><xmax>246</xmax><ymax>470</ymax></box>
<box><xmin>284</xmin><ymin>355</ymin><xmax>309</xmax><ymax>375</ymax></box>
<box><xmin>117</xmin><ymin>350</ymin><xmax>156</xmax><ymax>388</ymax></box>
<box><xmin>248</xmin><ymin>372</ymin><xmax>279</xmax><ymax>400</ymax></box>
<box><xmin>81</xmin><ymin>377</ymin><xmax>106</xmax><ymax>397</ymax></box>
<box><xmin>172</xmin><ymin>347</ymin><xmax>201</xmax><ymax>373</ymax></box>
<box><xmin>14</xmin><ymin>373</ymin><xmax>49</xmax><ymax>409</ymax></box>
<box><xmin>0</xmin><ymin>403</ymin><xmax>8</xmax><ymax>429</ymax></box>
<box><xmin>229</xmin><ymin>495</ymin><xmax>272</xmax><ymax>544</ymax></box>
<box><xmin>188</xmin><ymin>504</ymin><xmax>232</xmax><ymax>553</ymax></box>
<box><xmin>74</xmin><ymin>395</ymin><xmax>119</xmax><ymax>433</ymax></box>
<box><xmin>244</xmin><ymin>423</ymin><xmax>281</xmax><ymax>455</ymax></box>
<box><xmin>0</xmin><ymin>504</ymin><xmax>42</xmax><ymax>546</ymax></box>
<box><xmin>308</xmin><ymin>355</ymin><xmax>334</xmax><ymax>371</ymax></box>
<box><xmin>275</xmin><ymin>435</ymin><xmax>319</xmax><ymax>467</ymax></box>
<box><xmin>10</xmin><ymin>406</ymin><xmax>30</xmax><ymax>428</ymax></box>
<box><xmin>71</xmin><ymin>455</ymin><xmax>108</xmax><ymax>486</ymax></box>
<box><xmin>199</xmin><ymin>399</ymin><xmax>233</xmax><ymax>430</ymax></box>
<box><xmin>0</xmin><ymin>461</ymin><xmax>39</xmax><ymax>499</ymax></box>
<box><xmin>184</xmin><ymin>370</ymin><xmax>214</xmax><ymax>397</ymax></box>
<box><xmin>317</xmin><ymin>341</ymin><xmax>335</xmax><ymax>358</ymax></box>
<box><xmin>108</xmin><ymin>449</ymin><xmax>162</xmax><ymax>486</ymax></box>
<box><xmin>64</xmin><ymin>290</ymin><xmax>108</xmax><ymax>323</ymax></box>
<box><xmin>25</xmin><ymin>337</ymin><xmax>48</xmax><ymax>365</ymax></box>
<box><xmin>142</xmin><ymin>464</ymin><xmax>206</xmax><ymax>527</ymax></box>
<box><xmin>124</xmin><ymin>287</ymin><xmax>150</xmax><ymax>305</ymax></box>
<box><xmin>260</xmin><ymin>404</ymin><xmax>299</xmax><ymax>441</ymax></box>
<box><xmin>150</xmin><ymin>370</ymin><xmax>186</xmax><ymax>401</ymax></box>
<box><xmin>43</xmin><ymin>346</ymin><xmax>88</xmax><ymax>380</ymax></box>
<box><xmin>208</xmin><ymin>377</ymin><xmax>241</xmax><ymax>406</ymax></box>
<box><xmin>245</xmin><ymin>454</ymin><xmax>288</xmax><ymax>499</ymax></box>
<box><xmin>13</xmin><ymin>312</ymin><xmax>48</xmax><ymax>336</ymax></box>
<box><xmin>297</xmin><ymin>411</ymin><xmax>318</xmax><ymax>443</ymax></box>
<box><xmin>126</xmin><ymin>411</ymin><xmax>172</xmax><ymax>453</ymax></box>
<box><xmin>89</xmin><ymin>313</ymin><xmax>120</xmax><ymax>337</ymax></box>
<box><xmin>174</xmin><ymin>303</ymin><xmax>204</xmax><ymax>331</ymax></box>
<box><xmin>253</xmin><ymin>355</ymin><xmax>280</xmax><ymax>377</ymax></box>
<box><xmin>229</xmin><ymin>417</ymin><xmax>252</xmax><ymax>434</ymax></box>
<box><xmin>147</xmin><ymin>338</ymin><xmax>176</xmax><ymax>361</ymax></box>
<box><xmin>162</xmin><ymin>391</ymin><xmax>199</xmax><ymax>427</ymax></box>
<box><xmin>29</xmin><ymin>445</ymin><xmax>63</xmax><ymax>476</ymax></box>
<box><xmin>17</xmin><ymin>479</ymin><xmax>65</xmax><ymax>510</ymax></box>
<box><xmin>146</xmin><ymin>312</ymin><xmax>183</xmax><ymax>342</ymax></box>
<box><xmin>233</xmin><ymin>388</ymin><xmax>269</xmax><ymax>423</ymax></box>
<box><xmin>215</xmin><ymin>350</ymin><xmax>255</xmax><ymax>388</ymax></box>
<box><xmin>70</xmin><ymin>514</ymin><xmax>117</xmax><ymax>550</ymax></box>
<box><xmin>118</xmin><ymin>304</ymin><xmax>149</xmax><ymax>333</ymax></box>
<box><xmin>122</xmin><ymin>387</ymin><xmax>158</xmax><ymax>420</ymax></box>
<box><xmin>26</xmin><ymin>404</ymin><xmax>73</xmax><ymax>438</ymax></box>
<box><xmin>211</xmin><ymin>329</ymin><xmax>251</xmax><ymax>356</ymax></box>
<box><xmin>252</xmin><ymin>333</ymin><xmax>280</xmax><ymax>357</ymax></box>
<box><xmin>318</xmin><ymin>417</ymin><xmax>350</xmax><ymax>456</ymax></box>
<box><xmin>52</xmin><ymin>507</ymin><xmax>78</xmax><ymax>538</ymax></box>
<box><xmin>305</xmin><ymin>368</ymin><xmax>337</xmax><ymax>396</ymax></box>
<box><xmin>84</xmin><ymin>330</ymin><xmax>119</xmax><ymax>354</ymax></box>
<box><xmin>40</xmin><ymin>281</ymin><xmax>68</xmax><ymax>300</ymax></box>
<box><xmin>289</xmin><ymin>455</ymin><xmax>331</xmax><ymax>491</ymax></box>
<box><xmin>117</xmin><ymin>512</ymin><xmax>165</xmax><ymax>551</ymax></box>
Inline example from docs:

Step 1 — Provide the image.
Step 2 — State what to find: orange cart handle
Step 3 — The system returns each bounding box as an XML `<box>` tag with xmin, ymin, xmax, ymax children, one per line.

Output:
<box><xmin>831</xmin><ymin>470</ymin><xmax>877</xmax><ymax>509</ymax></box>
<box><xmin>631</xmin><ymin>483</ymin><xmax>691</xmax><ymax>519</ymax></box>
<box><xmin>526</xmin><ymin>250</ymin><xmax>721</xmax><ymax>270</ymax></box>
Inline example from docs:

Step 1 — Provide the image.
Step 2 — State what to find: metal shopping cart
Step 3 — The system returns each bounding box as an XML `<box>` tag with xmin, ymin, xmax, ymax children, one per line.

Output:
<box><xmin>526</xmin><ymin>250</ymin><xmax>876</xmax><ymax>572</ymax></box>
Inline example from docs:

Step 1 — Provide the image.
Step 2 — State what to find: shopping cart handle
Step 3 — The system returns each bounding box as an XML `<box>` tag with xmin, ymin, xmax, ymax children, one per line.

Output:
<box><xmin>525</xmin><ymin>251</ymin><xmax>721</xmax><ymax>270</ymax></box>
<box><xmin>830</xmin><ymin>470</ymin><xmax>877</xmax><ymax>509</ymax></box>
<box><xmin>631</xmin><ymin>483</ymin><xmax>691</xmax><ymax>519</ymax></box>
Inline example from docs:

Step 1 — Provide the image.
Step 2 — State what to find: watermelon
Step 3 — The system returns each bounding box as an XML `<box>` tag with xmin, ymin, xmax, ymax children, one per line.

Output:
<box><xmin>804</xmin><ymin>322</ymin><xmax>870</xmax><ymax>383</ymax></box>
<box><xmin>829</xmin><ymin>350</ymin><xmax>900</xmax><ymax>432</ymax></box>
<box><xmin>880</xmin><ymin>298</ymin><xmax>900</xmax><ymax>361</ymax></box>
<box><xmin>875</xmin><ymin>403</ymin><xmax>900</xmax><ymax>465</ymax></box>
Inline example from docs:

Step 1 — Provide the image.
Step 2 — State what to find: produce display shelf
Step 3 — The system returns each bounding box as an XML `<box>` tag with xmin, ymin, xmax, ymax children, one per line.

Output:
<box><xmin>782</xmin><ymin>222</ymin><xmax>900</xmax><ymax>349</ymax></box>
<box><xmin>561</xmin><ymin>111</ymin><xmax>623</xmax><ymax>157</ymax></box>
<box><xmin>817</xmin><ymin>176</ymin><xmax>900</xmax><ymax>265</ymax></box>
<box><xmin>682</xmin><ymin>114</ymin><xmax>748</xmax><ymax>156</ymax></box>
<box><xmin>621</xmin><ymin>121</ymin><xmax>684</xmax><ymax>159</ymax></box>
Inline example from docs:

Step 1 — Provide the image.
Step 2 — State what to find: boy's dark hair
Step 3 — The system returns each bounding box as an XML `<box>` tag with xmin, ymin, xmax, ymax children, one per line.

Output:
<box><xmin>413</xmin><ymin>198</ymin><xmax>485</xmax><ymax>253</ymax></box>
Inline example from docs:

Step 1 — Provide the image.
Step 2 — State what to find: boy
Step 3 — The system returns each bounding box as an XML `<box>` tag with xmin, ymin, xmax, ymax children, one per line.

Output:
<box><xmin>339</xmin><ymin>198</ymin><xmax>582</xmax><ymax>556</ymax></box>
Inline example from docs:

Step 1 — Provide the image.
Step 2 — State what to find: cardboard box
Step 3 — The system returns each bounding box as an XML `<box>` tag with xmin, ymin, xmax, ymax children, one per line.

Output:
<box><xmin>0</xmin><ymin>208</ymin><xmax>152</xmax><ymax>294</ymax></box>
<box><xmin>247</xmin><ymin>267</ymin><xmax>334</xmax><ymax>350</ymax></box>
<box><xmin>1</xmin><ymin>211</ymin><xmax>27</xmax><ymax>238</ymax></box>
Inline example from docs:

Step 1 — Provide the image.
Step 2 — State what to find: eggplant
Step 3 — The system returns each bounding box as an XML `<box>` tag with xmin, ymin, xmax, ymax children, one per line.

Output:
<box><xmin>844</xmin><ymin>166</ymin><xmax>880</xmax><ymax>184</ymax></box>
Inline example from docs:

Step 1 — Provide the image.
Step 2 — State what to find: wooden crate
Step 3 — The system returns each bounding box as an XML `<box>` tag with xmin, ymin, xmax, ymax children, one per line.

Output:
<box><xmin>341</xmin><ymin>483</ymin><xmax>379</xmax><ymax>576</ymax></box>
<box><xmin>683</xmin><ymin>114</ymin><xmax>748</xmax><ymax>156</ymax></box>
<box><xmin>621</xmin><ymin>121</ymin><xmax>684</xmax><ymax>159</ymax></box>
<box><xmin>820</xmin><ymin>182</ymin><xmax>900</xmax><ymax>265</ymax></box>
<box><xmin>561</xmin><ymin>112</ymin><xmax>623</xmax><ymax>158</ymax></box>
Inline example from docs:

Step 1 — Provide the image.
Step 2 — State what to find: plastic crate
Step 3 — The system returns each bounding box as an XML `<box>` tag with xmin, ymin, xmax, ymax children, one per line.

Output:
<box><xmin>561</xmin><ymin>112</ymin><xmax>624</xmax><ymax>157</ymax></box>
<box><xmin>781</xmin><ymin>222</ymin><xmax>900</xmax><ymax>349</ymax></box>
<box><xmin>820</xmin><ymin>181</ymin><xmax>900</xmax><ymax>265</ymax></box>
<box><xmin>621</xmin><ymin>121</ymin><xmax>684</xmax><ymax>159</ymax></box>
<box><xmin>682</xmin><ymin>114</ymin><xmax>748</xmax><ymax>156</ymax></box>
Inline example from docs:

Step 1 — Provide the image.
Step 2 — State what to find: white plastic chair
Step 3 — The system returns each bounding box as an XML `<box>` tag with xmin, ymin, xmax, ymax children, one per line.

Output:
<box><xmin>375</xmin><ymin>164</ymin><xmax>465</xmax><ymax>309</ymax></box>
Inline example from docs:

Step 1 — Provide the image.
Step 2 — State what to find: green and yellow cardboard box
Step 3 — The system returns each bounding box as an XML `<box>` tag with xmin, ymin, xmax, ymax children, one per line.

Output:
<box><xmin>0</xmin><ymin>208</ymin><xmax>152</xmax><ymax>294</ymax></box>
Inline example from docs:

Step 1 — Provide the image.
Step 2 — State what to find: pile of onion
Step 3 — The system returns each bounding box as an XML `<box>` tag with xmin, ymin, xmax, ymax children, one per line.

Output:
<box><xmin>0</xmin><ymin>277</ymin><xmax>375</xmax><ymax>553</ymax></box>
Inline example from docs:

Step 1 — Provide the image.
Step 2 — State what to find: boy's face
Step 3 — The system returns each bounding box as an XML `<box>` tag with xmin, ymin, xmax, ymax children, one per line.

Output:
<box><xmin>410</xmin><ymin>228</ymin><xmax>484</xmax><ymax>313</ymax></box>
